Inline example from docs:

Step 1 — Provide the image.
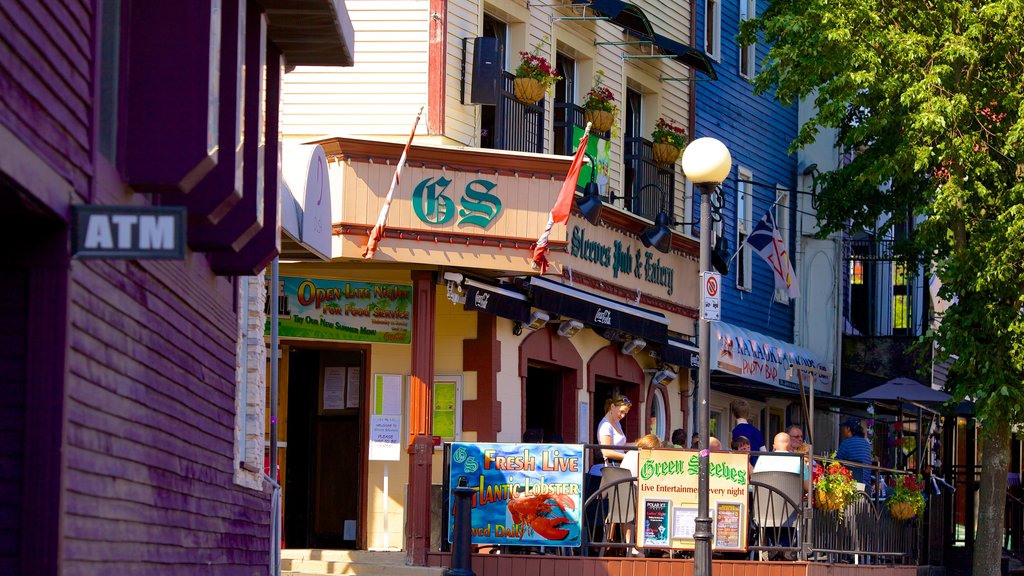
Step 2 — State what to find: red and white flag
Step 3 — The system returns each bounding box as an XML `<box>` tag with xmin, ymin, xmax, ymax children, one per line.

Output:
<box><xmin>363</xmin><ymin>107</ymin><xmax>424</xmax><ymax>259</ymax></box>
<box><xmin>531</xmin><ymin>123</ymin><xmax>592</xmax><ymax>273</ymax></box>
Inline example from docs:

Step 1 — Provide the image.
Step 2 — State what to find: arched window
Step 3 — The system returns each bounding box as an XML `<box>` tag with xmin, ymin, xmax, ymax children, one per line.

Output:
<box><xmin>648</xmin><ymin>385</ymin><xmax>668</xmax><ymax>442</ymax></box>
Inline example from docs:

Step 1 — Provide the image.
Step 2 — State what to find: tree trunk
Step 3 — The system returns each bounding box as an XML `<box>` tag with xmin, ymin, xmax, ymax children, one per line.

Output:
<box><xmin>973</xmin><ymin>417</ymin><xmax>1011</xmax><ymax>576</ymax></box>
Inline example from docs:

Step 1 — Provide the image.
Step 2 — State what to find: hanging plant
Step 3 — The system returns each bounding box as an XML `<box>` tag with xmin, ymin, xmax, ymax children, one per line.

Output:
<box><xmin>513</xmin><ymin>40</ymin><xmax>561</xmax><ymax>105</ymax></box>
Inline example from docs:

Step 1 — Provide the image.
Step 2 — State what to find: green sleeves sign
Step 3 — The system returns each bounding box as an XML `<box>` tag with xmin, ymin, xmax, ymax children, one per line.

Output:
<box><xmin>267</xmin><ymin>277</ymin><xmax>412</xmax><ymax>344</ymax></box>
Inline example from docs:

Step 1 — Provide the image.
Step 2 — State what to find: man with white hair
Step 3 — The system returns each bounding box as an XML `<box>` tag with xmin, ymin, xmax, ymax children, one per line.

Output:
<box><xmin>752</xmin><ymin>432</ymin><xmax>803</xmax><ymax>475</ymax></box>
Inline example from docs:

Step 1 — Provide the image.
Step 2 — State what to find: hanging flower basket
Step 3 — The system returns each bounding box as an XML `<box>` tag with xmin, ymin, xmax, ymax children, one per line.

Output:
<box><xmin>584</xmin><ymin>109</ymin><xmax>614</xmax><ymax>133</ymax></box>
<box><xmin>886</xmin><ymin>474</ymin><xmax>925</xmax><ymax>521</ymax></box>
<box><xmin>513</xmin><ymin>45</ymin><xmax>560</xmax><ymax>105</ymax></box>
<box><xmin>652</xmin><ymin>142</ymin><xmax>682</xmax><ymax>166</ymax></box>
<box><xmin>513</xmin><ymin>77</ymin><xmax>546</xmax><ymax>105</ymax></box>
<box><xmin>814</xmin><ymin>487</ymin><xmax>846</xmax><ymax>511</ymax></box>
<box><xmin>889</xmin><ymin>501</ymin><xmax>918</xmax><ymax>520</ymax></box>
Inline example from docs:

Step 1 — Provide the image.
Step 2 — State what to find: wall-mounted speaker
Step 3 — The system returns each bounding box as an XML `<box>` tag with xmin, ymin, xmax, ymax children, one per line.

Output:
<box><xmin>470</xmin><ymin>37</ymin><xmax>502</xmax><ymax>105</ymax></box>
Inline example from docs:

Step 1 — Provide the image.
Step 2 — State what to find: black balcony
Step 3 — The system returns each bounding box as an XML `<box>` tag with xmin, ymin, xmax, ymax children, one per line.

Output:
<box><xmin>553</xmin><ymin>105</ymin><xmax>675</xmax><ymax>223</ymax></box>
<box><xmin>484</xmin><ymin>71</ymin><xmax>544</xmax><ymax>153</ymax></box>
<box><xmin>624</xmin><ymin>136</ymin><xmax>675</xmax><ymax>222</ymax></box>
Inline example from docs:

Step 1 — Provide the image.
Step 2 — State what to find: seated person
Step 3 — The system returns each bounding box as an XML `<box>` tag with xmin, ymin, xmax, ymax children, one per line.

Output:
<box><xmin>753</xmin><ymin>432</ymin><xmax>802</xmax><ymax>474</ymax></box>
<box><xmin>732</xmin><ymin>435</ymin><xmax>754</xmax><ymax>476</ymax></box>
<box><xmin>622</xmin><ymin>434</ymin><xmax>662</xmax><ymax>478</ymax></box>
<box><xmin>671</xmin><ymin>428</ymin><xmax>687</xmax><ymax>448</ymax></box>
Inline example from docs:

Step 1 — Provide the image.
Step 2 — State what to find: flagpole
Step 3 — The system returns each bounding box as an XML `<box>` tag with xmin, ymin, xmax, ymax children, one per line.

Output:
<box><xmin>531</xmin><ymin>122</ymin><xmax>592</xmax><ymax>274</ymax></box>
<box><xmin>363</xmin><ymin>106</ymin><xmax>425</xmax><ymax>259</ymax></box>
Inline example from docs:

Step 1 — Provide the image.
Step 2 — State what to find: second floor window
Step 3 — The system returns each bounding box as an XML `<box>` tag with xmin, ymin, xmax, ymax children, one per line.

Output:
<box><xmin>736</xmin><ymin>169</ymin><xmax>753</xmax><ymax>290</ymax></box>
<box><xmin>553</xmin><ymin>52</ymin><xmax>576</xmax><ymax>156</ymax></box>
<box><xmin>739</xmin><ymin>0</ymin><xmax>756</xmax><ymax>78</ymax></box>
<box><xmin>706</xmin><ymin>0</ymin><xmax>722</xmax><ymax>60</ymax></box>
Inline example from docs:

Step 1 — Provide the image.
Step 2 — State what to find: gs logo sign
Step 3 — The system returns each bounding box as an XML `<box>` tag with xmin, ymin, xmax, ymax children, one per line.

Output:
<box><xmin>412</xmin><ymin>177</ymin><xmax>503</xmax><ymax>228</ymax></box>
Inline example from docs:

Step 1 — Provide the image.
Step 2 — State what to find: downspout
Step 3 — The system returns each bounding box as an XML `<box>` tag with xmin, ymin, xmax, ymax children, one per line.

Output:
<box><xmin>428</xmin><ymin>0</ymin><xmax>448</xmax><ymax>134</ymax></box>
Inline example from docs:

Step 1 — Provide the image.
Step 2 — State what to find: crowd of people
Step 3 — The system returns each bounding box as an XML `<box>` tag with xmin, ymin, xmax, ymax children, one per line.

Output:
<box><xmin>587</xmin><ymin>397</ymin><xmax>879</xmax><ymax>494</ymax></box>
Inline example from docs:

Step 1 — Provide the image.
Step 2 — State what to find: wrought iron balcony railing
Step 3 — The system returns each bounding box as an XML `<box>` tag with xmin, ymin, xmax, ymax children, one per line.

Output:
<box><xmin>493</xmin><ymin>71</ymin><xmax>544</xmax><ymax>153</ymax></box>
<box><xmin>553</xmin><ymin>103</ymin><xmax>675</xmax><ymax>223</ymax></box>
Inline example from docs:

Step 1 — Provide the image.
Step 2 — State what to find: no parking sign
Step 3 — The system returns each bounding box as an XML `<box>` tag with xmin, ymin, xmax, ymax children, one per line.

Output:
<box><xmin>701</xmin><ymin>272</ymin><xmax>721</xmax><ymax>321</ymax></box>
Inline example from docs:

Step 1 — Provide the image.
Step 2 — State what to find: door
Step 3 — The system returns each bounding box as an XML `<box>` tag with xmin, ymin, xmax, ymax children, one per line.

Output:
<box><xmin>284</xmin><ymin>348</ymin><xmax>364</xmax><ymax>548</ymax></box>
<box><xmin>524</xmin><ymin>365</ymin><xmax>563</xmax><ymax>442</ymax></box>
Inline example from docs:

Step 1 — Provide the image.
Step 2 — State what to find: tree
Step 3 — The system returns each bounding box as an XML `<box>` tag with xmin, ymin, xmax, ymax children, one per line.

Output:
<box><xmin>742</xmin><ymin>1</ymin><xmax>1024</xmax><ymax>572</ymax></box>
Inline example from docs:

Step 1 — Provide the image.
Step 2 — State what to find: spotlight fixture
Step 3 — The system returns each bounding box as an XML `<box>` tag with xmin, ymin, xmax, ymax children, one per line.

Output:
<box><xmin>621</xmin><ymin>337</ymin><xmax>647</xmax><ymax>355</ymax></box>
<box><xmin>526</xmin><ymin>311</ymin><xmax>550</xmax><ymax>331</ymax></box>
<box><xmin>576</xmin><ymin>180</ymin><xmax>603</xmax><ymax>225</ymax></box>
<box><xmin>556</xmin><ymin>319</ymin><xmax>584</xmax><ymax>338</ymax></box>
<box><xmin>652</xmin><ymin>368</ymin><xmax>678</xmax><ymax>386</ymax></box>
<box><xmin>443</xmin><ymin>271</ymin><xmax>466</xmax><ymax>304</ymax></box>
<box><xmin>640</xmin><ymin>211</ymin><xmax>674</xmax><ymax>254</ymax></box>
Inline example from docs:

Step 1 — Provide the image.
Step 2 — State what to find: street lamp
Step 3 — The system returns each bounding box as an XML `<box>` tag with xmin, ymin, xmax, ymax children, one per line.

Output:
<box><xmin>681</xmin><ymin>137</ymin><xmax>731</xmax><ymax>576</ymax></box>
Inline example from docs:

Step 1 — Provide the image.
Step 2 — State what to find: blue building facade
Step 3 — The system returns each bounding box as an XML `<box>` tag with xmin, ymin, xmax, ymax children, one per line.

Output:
<box><xmin>694</xmin><ymin>0</ymin><xmax>799</xmax><ymax>342</ymax></box>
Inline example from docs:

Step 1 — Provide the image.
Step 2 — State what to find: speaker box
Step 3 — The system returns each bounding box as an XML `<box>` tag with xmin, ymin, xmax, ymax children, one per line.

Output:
<box><xmin>470</xmin><ymin>37</ymin><xmax>502</xmax><ymax>105</ymax></box>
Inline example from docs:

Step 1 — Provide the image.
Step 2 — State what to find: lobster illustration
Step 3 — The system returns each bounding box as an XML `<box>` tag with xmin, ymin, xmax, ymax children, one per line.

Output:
<box><xmin>507</xmin><ymin>492</ymin><xmax>576</xmax><ymax>540</ymax></box>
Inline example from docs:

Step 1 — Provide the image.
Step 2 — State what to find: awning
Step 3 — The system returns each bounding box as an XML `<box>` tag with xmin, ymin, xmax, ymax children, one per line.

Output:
<box><xmin>574</xmin><ymin>0</ymin><xmax>655</xmax><ymax>38</ymax></box>
<box><xmin>650</xmin><ymin>33</ymin><xmax>717</xmax><ymax>80</ymax></box>
<box><xmin>280</xmin><ymin>144</ymin><xmax>333</xmax><ymax>261</ymax></box>
<box><xmin>712</xmin><ymin>321</ymin><xmax>833</xmax><ymax>391</ymax></box>
<box><xmin>262</xmin><ymin>0</ymin><xmax>355</xmax><ymax>67</ymax></box>
<box><xmin>711</xmin><ymin>373</ymin><xmax>866</xmax><ymax>409</ymax></box>
<box><xmin>651</xmin><ymin>337</ymin><xmax>699</xmax><ymax>369</ymax></box>
<box><xmin>528</xmin><ymin>277</ymin><xmax>669</xmax><ymax>344</ymax></box>
<box><xmin>462</xmin><ymin>279</ymin><xmax>531</xmax><ymax>324</ymax></box>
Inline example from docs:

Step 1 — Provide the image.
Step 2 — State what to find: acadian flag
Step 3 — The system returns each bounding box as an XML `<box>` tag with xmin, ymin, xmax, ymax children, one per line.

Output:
<box><xmin>746</xmin><ymin>209</ymin><xmax>800</xmax><ymax>298</ymax></box>
<box><xmin>531</xmin><ymin>123</ymin><xmax>592</xmax><ymax>274</ymax></box>
<box><xmin>363</xmin><ymin>107</ymin><xmax>424</xmax><ymax>259</ymax></box>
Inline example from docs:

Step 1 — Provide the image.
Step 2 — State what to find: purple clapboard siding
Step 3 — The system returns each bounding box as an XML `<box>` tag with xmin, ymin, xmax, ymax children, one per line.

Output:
<box><xmin>0</xmin><ymin>0</ymin><xmax>91</xmax><ymax>198</ymax></box>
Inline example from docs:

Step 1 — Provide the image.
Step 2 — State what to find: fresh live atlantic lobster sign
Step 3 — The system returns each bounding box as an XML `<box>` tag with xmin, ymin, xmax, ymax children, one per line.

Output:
<box><xmin>447</xmin><ymin>443</ymin><xmax>584</xmax><ymax>547</ymax></box>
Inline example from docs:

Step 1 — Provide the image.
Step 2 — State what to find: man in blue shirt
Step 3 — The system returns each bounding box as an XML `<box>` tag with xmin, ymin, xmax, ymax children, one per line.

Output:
<box><xmin>731</xmin><ymin>400</ymin><xmax>766</xmax><ymax>464</ymax></box>
<box><xmin>835</xmin><ymin>417</ymin><xmax>874</xmax><ymax>487</ymax></box>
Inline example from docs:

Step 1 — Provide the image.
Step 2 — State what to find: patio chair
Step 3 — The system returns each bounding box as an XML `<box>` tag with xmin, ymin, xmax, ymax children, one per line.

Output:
<box><xmin>750</xmin><ymin>470</ymin><xmax>803</xmax><ymax>560</ymax></box>
<box><xmin>597</xmin><ymin>466</ymin><xmax>636</xmax><ymax>556</ymax></box>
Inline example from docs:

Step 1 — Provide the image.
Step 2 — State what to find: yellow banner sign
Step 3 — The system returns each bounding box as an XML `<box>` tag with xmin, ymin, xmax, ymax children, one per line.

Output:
<box><xmin>635</xmin><ymin>449</ymin><xmax>749</xmax><ymax>551</ymax></box>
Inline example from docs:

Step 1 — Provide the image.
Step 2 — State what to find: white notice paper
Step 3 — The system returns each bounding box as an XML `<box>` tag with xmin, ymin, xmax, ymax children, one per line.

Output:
<box><xmin>323</xmin><ymin>367</ymin><xmax>346</xmax><ymax>410</ymax></box>
<box><xmin>369</xmin><ymin>414</ymin><xmax>402</xmax><ymax>461</ymax></box>
<box><xmin>346</xmin><ymin>366</ymin><xmax>361</xmax><ymax>408</ymax></box>
<box><xmin>672</xmin><ymin>506</ymin><xmax>699</xmax><ymax>540</ymax></box>
<box><xmin>375</xmin><ymin>374</ymin><xmax>403</xmax><ymax>416</ymax></box>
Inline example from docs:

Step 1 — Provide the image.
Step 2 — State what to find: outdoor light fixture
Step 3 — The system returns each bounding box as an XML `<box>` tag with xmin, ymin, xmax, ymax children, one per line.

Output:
<box><xmin>556</xmin><ymin>319</ymin><xmax>584</xmax><ymax>338</ymax></box>
<box><xmin>577</xmin><ymin>179</ymin><xmax>604</xmax><ymax>226</ymax></box>
<box><xmin>444</xmin><ymin>271</ymin><xmax>467</xmax><ymax>305</ymax></box>
<box><xmin>651</xmin><ymin>368</ymin><xmax>678</xmax><ymax>386</ymax></box>
<box><xmin>640</xmin><ymin>211</ymin><xmax>674</xmax><ymax>253</ymax></box>
<box><xmin>621</xmin><ymin>337</ymin><xmax>647</xmax><ymax>355</ymax></box>
<box><xmin>681</xmin><ymin>136</ymin><xmax>732</xmax><ymax>576</ymax></box>
<box><xmin>526</xmin><ymin>311</ymin><xmax>550</xmax><ymax>330</ymax></box>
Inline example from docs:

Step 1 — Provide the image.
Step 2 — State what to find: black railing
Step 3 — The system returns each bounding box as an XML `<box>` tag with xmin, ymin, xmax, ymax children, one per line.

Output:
<box><xmin>624</xmin><ymin>137</ymin><xmax>675</xmax><ymax>222</ymax></box>
<box><xmin>494</xmin><ymin>71</ymin><xmax>544</xmax><ymax>153</ymax></box>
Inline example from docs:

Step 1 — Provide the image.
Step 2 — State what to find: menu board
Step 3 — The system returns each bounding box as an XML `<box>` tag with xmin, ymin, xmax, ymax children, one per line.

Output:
<box><xmin>635</xmin><ymin>449</ymin><xmax>750</xmax><ymax>551</ymax></box>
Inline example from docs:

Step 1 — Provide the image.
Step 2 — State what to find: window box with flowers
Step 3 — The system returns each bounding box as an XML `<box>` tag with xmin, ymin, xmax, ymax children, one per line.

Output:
<box><xmin>812</xmin><ymin>461</ymin><xmax>857</xmax><ymax>521</ymax></box>
<box><xmin>582</xmin><ymin>77</ymin><xmax>618</xmax><ymax>134</ymax></box>
<box><xmin>513</xmin><ymin>44</ymin><xmax>561</xmax><ymax>106</ymax></box>
<box><xmin>887</xmin><ymin>474</ymin><xmax>925</xmax><ymax>521</ymax></box>
<box><xmin>651</xmin><ymin>118</ymin><xmax>688</xmax><ymax>166</ymax></box>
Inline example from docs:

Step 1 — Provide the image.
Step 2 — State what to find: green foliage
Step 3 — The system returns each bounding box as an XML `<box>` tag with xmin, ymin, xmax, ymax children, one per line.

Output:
<box><xmin>742</xmin><ymin>0</ymin><xmax>1024</xmax><ymax>427</ymax></box>
<box><xmin>743</xmin><ymin>2</ymin><xmax>1023</xmax><ymax>569</ymax></box>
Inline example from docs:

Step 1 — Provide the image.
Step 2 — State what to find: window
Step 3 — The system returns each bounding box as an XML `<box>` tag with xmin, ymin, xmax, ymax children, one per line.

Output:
<box><xmin>706</xmin><ymin>0</ymin><xmax>722</xmax><ymax>60</ymax></box>
<box><xmin>624</xmin><ymin>87</ymin><xmax>644</xmax><ymax>210</ymax></box>
<box><xmin>736</xmin><ymin>168</ymin><xmax>753</xmax><ymax>290</ymax></box>
<box><xmin>773</xmin><ymin>187</ymin><xmax>790</xmax><ymax>302</ymax></box>
<box><xmin>892</xmin><ymin>263</ymin><xmax>910</xmax><ymax>333</ymax></box>
<box><xmin>648</xmin><ymin>386</ymin><xmax>667</xmax><ymax>442</ymax></box>
<box><xmin>553</xmin><ymin>52</ymin><xmax>576</xmax><ymax>156</ymax></box>
<box><xmin>479</xmin><ymin>13</ymin><xmax>509</xmax><ymax>150</ymax></box>
<box><xmin>738</xmin><ymin>0</ymin><xmax>756</xmax><ymax>78</ymax></box>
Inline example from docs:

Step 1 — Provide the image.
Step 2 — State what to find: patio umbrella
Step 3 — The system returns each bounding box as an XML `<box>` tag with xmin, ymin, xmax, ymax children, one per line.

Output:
<box><xmin>852</xmin><ymin>377</ymin><xmax>952</xmax><ymax>403</ymax></box>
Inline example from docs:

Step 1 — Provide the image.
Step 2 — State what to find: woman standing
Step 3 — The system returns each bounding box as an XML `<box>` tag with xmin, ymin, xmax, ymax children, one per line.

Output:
<box><xmin>597</xmin><ymin>395</ymin><xmax>632</xmax><ymax>465</ymax></box>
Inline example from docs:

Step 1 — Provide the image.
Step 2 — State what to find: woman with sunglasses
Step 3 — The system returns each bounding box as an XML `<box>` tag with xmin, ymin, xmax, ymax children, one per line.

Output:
<box><xmin>597</xmin><ymin>395</ymin><xmax>632</xmax><ymax>465</ymax></box>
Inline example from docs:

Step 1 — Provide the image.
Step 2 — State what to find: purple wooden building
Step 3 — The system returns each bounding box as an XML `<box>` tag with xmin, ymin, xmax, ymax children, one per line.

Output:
<box><xmin>0</xmin><ymin>1</ymin><xmax>352</xmax><ymax>574</ymax></box>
